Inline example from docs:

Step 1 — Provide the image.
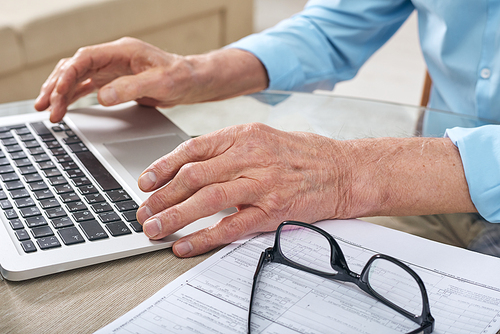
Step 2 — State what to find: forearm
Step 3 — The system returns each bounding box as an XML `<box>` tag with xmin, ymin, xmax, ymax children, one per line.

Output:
<box><xmin>182</xmin><ymin>48</ymin><xmax>269</xmax><ymax>104</ymax></box>
<box><xmin>342</xmin><ymin>136</ymin><xmax>476</xmax><ymax>219</ymax></box>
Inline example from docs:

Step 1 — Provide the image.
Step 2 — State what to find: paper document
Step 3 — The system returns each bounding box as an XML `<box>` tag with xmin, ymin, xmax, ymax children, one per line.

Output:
<box><xmin>96</xmin><ymin>219</ymin><xmax>500</xmax><ymax>334</ymax></box>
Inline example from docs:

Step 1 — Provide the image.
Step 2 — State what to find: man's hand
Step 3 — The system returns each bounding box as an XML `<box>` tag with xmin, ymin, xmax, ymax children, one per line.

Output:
<box><xmin>135</xmin><ymin>123</ymin><xmax>476</xmax><ymax>258</ymax></box>
<box><xmin>35</xmin><ymin>37</ymin><xmax>268</xmax><ymax>123</ymax></box>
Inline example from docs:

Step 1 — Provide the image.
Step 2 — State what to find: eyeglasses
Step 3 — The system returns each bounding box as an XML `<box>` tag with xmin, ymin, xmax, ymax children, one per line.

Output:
<box><xmin>248</xmin><ymin>221</ymin><xmax>435</xmax><ymax>333</ymax></box>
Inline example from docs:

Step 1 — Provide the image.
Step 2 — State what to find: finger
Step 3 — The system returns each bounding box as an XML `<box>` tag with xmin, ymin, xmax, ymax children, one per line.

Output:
<box><xmin>35</xmin><ymin>58</ymin><xmax>70</xmax><ymax>111</ymax></box>
<box><xmin>172</xmin><ymin>206</ymin><xmax>275</xmax><ymax>257</ymax></box>
<box><xmin>140</xmin><ymin>177</ymin><xmax>260</xmax><ymax>239</ymax></box>
<box><xmin>138</xmin><ymin>150</ymin><xmax>248</xmax><ymax>217</ymax></box>
<box><xmin>96</xmin><ymin>67</ymin><xmax>173</xmax><ymax>106</ymax></box>
<box><xmin>138</xmin><ymin>125</ymin><xmax>250</xmax><ymax>192</ymax></box>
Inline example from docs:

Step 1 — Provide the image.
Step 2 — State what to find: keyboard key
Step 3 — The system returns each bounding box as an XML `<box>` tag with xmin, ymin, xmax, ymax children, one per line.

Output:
<box><xmin>49</xmin><ymin>147</ymin><xmax>67</xmax><ymax>156</ymax></box>
<box><xmin>65</xmin><ymin>169</ymin><xmax>85</xmax><ymax>179</ymax></box>
<box><xmin>91</xmin><ymin>202</ymin><xmax>113</xmax><ymax>213</ymax></box>
<box><xmin>48</xmin><ymin>176</ymin><xmax>68</xmax><ymax>186</ymax></box>
<box><xmin>37</xmin><ymin>236</ymin><xmax>61</xmax><ymax>250</ymax></box>
<box><xmin>0</xmin><ymin>165</ymin><xmax>15</xmax><ymax>174</ymax></box>
<box><xmin>14</xmin><ymin>197</ymin><xmax>36</xmax><ymax>208</ymax></box>
<box><xmin>122</xmin><ymin>211</ymin><xmax>138</xmax><ymax>222</ymax></box>
<box><xmin>45</xmin><ymin>207</ymin><xmax>67</xmax><ymax>219</ymax></box>
<box><xmin>18</xmin><ymin>165</ymin><xmax>37</xmax><ymax>174</ymax></box>
<box><xmin>51</xmin><ymin>216</ymin><xmax>73</xmax><ymax>229</ymax></box>
<box><xmin>78</xmin><ymin>184</ymin><xmax>98</xmax><ymax>195</ymax></box>
<box><xmin>15</xmin><ymin>229</ymin><xmax>30</xmax><ymax>241</ymax></box>
<box><xmin>23</xmin><ymin>173</ymin><xmax>43</xmax><ymax>183</ymax></box>
<box><xmin>75</xmin><ymin>151</ymin><xmax>121</xmax><ymax>191</ymax></box>
<box><xmin>30</xmin><ymin>122</ymin><xmax>52</xmax><ymax>136</ymax></box>
<box><xmin>72</xmin><ymin>210</ymin><xmax>94</xmax><ymax>222</ymax></box>
<box><xmin>0</xmin><ymin>172</ymin><xmax>19</xmax><ymax>182</ymax></box>
<box><xmin>32</xmin><ymin>153</ymin><xmax>51</xmax><ymax>163</ymax></box>
<box><xmin>23</xmin><ymin>140</ymin><xmax>41</xmax><ymax>149</ymax></box>
<box><xmin>129</xmin><ymin>221</ymin><xmax>143</xmax><ymax>233</ymax></box>
<box><xmin>33</xmin><ymin>189</ymin><xmax>54</xmax><ymax>200</ymax></box>
<box><xmin>84</xmin><ymin>193</ymin><xmax>105</xmax><ymax>204</ymax></box>
<box><xmin>60</xmin><ymin>192</ymin><xmax>80</xmax><ymax>203</ymax></box>
<box><xmin>28</xmin><ymin>181</ymin><xmax>49</xmax><ymax>191</ymax></box>
<box><xmin>60</xmin><ymin>161</ymin><xmax>78</xmax><ymax>170</ymax></box>
<box><xmin>20</xmin><ymin>240</ymin><xmax>37</xmax><ymax>253</ymax></box>
<box><xmin>20</xmin><ymin>206</ymin><xmax>42</xmax><ymax>218</ymax></box>
<box><xmin>0</xmin><ymin>157</ymin><xmax>9</xmax><ymax>165</ymax></box>
<box><xmin>106</xmin><ymin>189</ymin><xmax>131</xmax><ymax>203</ymax></box>
<box><xmin>54</xmin><ymin>155</ymin><xmax>74</xmax><ymax>163</ymax></box>
<box><xmin>18</xmin><ymin>133</ymin><xmax>35</xmax><ymax>141</ymax></box>
<box><xmin>42</xmin><ymin>168</ymin><xmax>62</xmax><ymax>177</ymax></box>
<box><xmin>9</xmin><ymin>218</ymin><xmax>24</xmax><ymax>230</ymax></box>
<box><xmin>67</xmin><ymin>143</ymin><xmax>88</xmax><ymax>153</ymax></box>
<box><xmin>1</xmin><ymin>138</ymin><xmax>17</xmax><ymax>146</ymax></box>
<box><xmin>114</xmin><ymin>200</ymin><xmax>139</xmax><ymax>212</ymax></box>
<box><xmin>79</xmin><ymin>220</ymin><xmax>109</xmax><ymax>241</ymax></box>
<box><xmin>58</xmin><ymin>226</ymin><xmax>85</xmax><ymax>245</ymax></box>
<box><xmin>4</xmin><ymin>208</ymin><xmax>18</xmax><ymax>219</ymax></box>
<box><xmin>15</xmin><ymin>127</ymin><xmax>30</xmax><ymax>135</ymax></box>
<box><xmin>0</xmin><ymin>199</ymin><xmax>13</xmax><ymax>209</ymax></box>
<box><xmin>72</xmin><ymin>177</ymin><xmax>91</xmax><ymax>187</ymax></box>
<box><xmin>44</xmin><ymin>140</ymin><xmax>61</xmax><ymax>149</ymax></box>
<box><xmin>40</xmin><ymin>198</ymin><xmax>61</xmax><ymax>209</ymax></box>
<box><xmin>63</xmin><ymin>136</ymin><xmax>81</xmax><ymax>145</ymax></box>
<box><xmin>5</xmin><ymin>145</ymin><xmax>22</xmax><ymax>153</ymax></box>
<box><xmin>98</xmin><ymin>211</ymin><xmax>121</xmax><ymax>223</ymax></box>
<box><xmin>15</xmin><ymin>158</ymin><xmax>32</xmax><ymax>169</ymax></box>
<box><xmin>27</xmin><ymin>146</ymin><xmax>45</xmax><ymax>155</ymax></box>
<box><xmin>25</xmin><ymin>216</ymin><xmax>48</xmax><ymax>228</ymax></box>
<box><xmin>105</xmin><ymin>221</ymin><xmax>131</xmax><ymax>236</ymax></box>
<box><xmin>5</xmin><ymin>180</ymin><xmax>24</xmax><ymax>191</ymax></box>
<box><xmin>31</xmin><ymin>226</ymin><xmax>54</xmax><ymax>238</ymax></box>
<box><xmin>54</xmin><ymin>184</ymin><xmax>73</xmax><ymax>194</ymax></box>
<box><xmin>10</xmin><ymin>188</ymin><xmax>30</xmax><ymax>199</ymax></box>
<box><xmin>10</xmin><ymin>151</ymin><xmax>27</xmax><ymax>160</ymax></box>
<box><xmin>66</xmin><ymin>201</ymin><xmax>87</xmax><ymax>212</ymax></box>
<box><xmin>37</xmin><ymin>161</ymin><xmax>56</xmax><ymax>169</ymax></box>
<box><xmin>0</xmin><ymin>190</ymin><xmax>6</xmax><ymax>200</ymax></box>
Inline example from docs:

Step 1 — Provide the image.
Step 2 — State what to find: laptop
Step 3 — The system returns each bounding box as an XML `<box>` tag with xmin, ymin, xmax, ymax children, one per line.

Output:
<box><xmin>0</xmin><ymin>101</ymin><xmax>229</xmax><ymax>281</ymax></box>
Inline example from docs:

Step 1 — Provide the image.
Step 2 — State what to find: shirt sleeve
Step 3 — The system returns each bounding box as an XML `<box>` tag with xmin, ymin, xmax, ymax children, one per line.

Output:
<box><xmin>445</xmin><ymin>126</ymin><xmax>500</xmax><ymax>223</ymax></box>
<box><xmin>227</xmin><ymin>0</ymin><xmax>414</xmax><ymax>91</ymax></box>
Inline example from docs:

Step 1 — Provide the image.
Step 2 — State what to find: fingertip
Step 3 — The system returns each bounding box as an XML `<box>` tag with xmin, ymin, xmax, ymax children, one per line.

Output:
<box><xmin>173</xmin><ymin>239</ymin><xmax>194</xmax><ymax>257</ymax></box>
<box><xmin>138</xmin><ymin>171</ymin><xmax>157</xmax><ymax>191</ymax></box>
<box><xmin>98</xmin><ymin>86</ymin><xmax>118</xmax><ymax>106</ymax></box>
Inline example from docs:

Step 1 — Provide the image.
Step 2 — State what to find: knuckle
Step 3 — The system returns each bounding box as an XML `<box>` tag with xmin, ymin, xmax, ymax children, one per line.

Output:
<box><xmin>203</xmin><ymin>184</ymin><xmax>229</xmax><ymax>208</ymax></box>
<box><xmin>178</xmin><ymin>162</ymin><xmax>204</xmax><ymax>190</ymax></box>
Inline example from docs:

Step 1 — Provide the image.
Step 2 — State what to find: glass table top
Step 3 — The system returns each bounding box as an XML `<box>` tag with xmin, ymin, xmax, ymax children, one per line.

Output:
<box><xmin>0</xmin><ymin>91</ymin><xmax>496</xmax><ymax>140</ymax></box>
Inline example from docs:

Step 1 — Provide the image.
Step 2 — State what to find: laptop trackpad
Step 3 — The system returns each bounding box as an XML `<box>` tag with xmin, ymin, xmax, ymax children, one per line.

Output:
<box><xmin>103</xmin><ymin>134</ymin><xmax>185</xmax><ymax>181</ymax></box>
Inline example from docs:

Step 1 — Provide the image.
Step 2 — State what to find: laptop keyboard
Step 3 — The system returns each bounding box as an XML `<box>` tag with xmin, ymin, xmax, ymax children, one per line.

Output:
<box><xmin>0</xmin><ymin>121</ymin><xmax>142</xmax><ymax>254</ymax></box>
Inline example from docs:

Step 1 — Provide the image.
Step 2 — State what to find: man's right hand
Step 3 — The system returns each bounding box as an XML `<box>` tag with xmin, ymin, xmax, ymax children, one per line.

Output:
<box><xmin>35</xmin><ymin>37</ymin><xmax>268</xmax><ymax>123</ymax></box>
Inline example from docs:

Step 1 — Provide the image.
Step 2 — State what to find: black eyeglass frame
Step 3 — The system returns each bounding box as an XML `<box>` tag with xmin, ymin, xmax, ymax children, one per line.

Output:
<box><xmin>248</xmin><ymin>221</ymin><xmax>435</xmax><ymax>334</ymax></box>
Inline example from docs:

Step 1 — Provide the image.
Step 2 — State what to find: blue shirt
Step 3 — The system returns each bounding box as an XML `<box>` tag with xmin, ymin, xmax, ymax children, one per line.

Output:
<box><xmin>229</xmin><ymin>0</ymin><xmax>500</xmax><ymax>222</ymax></box>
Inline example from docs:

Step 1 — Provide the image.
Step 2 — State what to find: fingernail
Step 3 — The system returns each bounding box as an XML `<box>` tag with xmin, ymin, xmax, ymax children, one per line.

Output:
<box><xmin>100</xmin><ymin>86</ymin><xmax>117</xmax><ymax>105</ymax></box>
<box><xmin>174</xmin><ymin>240</ymin><xmax>193</xmax><ymax>257</ymax></box>
<box><xmin>144</xmin><ymin>218</ymin><xmax>161</xmax><ymax>238</ymax></box>
<box><xmin>139</xmin><ymin>171</ymin><xmax>157</xmax><ymax>190</ymax></box>
<box><xmin>136</xmin><ymin>205</ymin><xmax>153</xmax><ymax>223</ymax></box>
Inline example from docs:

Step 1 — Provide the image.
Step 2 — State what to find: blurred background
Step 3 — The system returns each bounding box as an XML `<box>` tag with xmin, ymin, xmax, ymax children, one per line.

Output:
<box><xmin>0</xmin><ymin>0</ymin><xmax>425</xmax><ymax>106</ymax></box>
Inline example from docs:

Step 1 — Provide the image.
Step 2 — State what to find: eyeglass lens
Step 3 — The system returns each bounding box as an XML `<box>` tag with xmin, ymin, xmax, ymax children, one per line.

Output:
<box><xmin>366</xmin><ymin>258</ymin><xmax>424</xmax><ymax>316</ymax></box>
<box><xmin>279</xmin><ymin>224</ymin><xmax>337</xmax><ymax>274</ymax></box>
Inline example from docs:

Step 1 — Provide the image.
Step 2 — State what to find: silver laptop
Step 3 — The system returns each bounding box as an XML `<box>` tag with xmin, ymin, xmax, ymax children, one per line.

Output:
<box><xmin>0</xmin><ymin>102</ymin><xmax>228</xmax><ymax>281</ymax></box>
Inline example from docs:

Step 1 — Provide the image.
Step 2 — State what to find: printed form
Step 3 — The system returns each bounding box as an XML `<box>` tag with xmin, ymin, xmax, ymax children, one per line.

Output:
<box><xmin>96</xmin><ymin>219</ymin><xmax>500</xmax><ymax>334</ymax></box>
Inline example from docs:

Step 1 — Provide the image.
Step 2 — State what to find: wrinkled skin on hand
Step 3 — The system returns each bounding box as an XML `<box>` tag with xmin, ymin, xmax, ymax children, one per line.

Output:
<box><xmin>35</xmin><ymin>37</ymin><xmax>191</xmax><ymax>122</ymax></box>
<box><xmin>35</xmin><ymin>37</ymin><xmax>267</xmax><ymax>123</ymax></box>
<box><xmin>136</xmin><ymin>123</ymin><xmax>356</xmax><ymax>257</ymax></box>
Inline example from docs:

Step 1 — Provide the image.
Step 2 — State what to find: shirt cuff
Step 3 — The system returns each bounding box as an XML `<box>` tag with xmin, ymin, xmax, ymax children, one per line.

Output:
<box><xmin>445</xmin><ymin>125</ymin><xmax>500</xmax><ymax>222</ymax></box>
<box><xmin>226</xmin><ymin>34</ymin><xmax>305</xmax><ymax>91</ymax></box>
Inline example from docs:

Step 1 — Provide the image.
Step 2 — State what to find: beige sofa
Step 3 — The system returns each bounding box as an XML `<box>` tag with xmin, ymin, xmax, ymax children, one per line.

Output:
<box><xmin>0</xmin><ymin>0</ymin><xmax>253</xmax><ymax>104</ymax></box>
